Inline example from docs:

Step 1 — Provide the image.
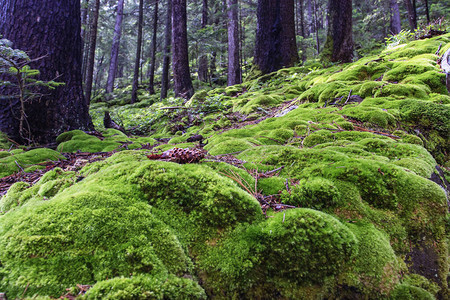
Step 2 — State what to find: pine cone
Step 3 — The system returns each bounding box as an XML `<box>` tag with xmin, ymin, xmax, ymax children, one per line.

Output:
<box><xmin>150</xmin><ymin>147</ymin><xmax>206</xmax><ymax>164</ymax></box>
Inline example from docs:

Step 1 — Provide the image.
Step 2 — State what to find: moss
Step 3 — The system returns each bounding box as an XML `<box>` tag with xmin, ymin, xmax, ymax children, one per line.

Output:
<box><xmin>0</xmin><ymin>151</ymin><xmax>11</xmax><ymax>159</ymax></box>
<box><xmin>237</xmin><ymin>94</ymin><xmax>284</xmax><ymax>114</ymax></box>
<box><xmin>303</xmin><ymin>130</ymin><xmax>335</xmax><ymax>147</ymax></box>
<box><xmin>257</xmin><ymin>176</ymin><xmax>286</xmax><ymax>195</ymax></box>
<box><xmin>374</xmin><ymin>83</ymin><xmax>430</xmax><ymax>99</ymax></box>
<box><xmin>57</xmin><ymin>130</ymin><xmax>121</xmax><ymax>153</ymax></box>
<box><xmin>390</xmin><ymin>284</ymin><xmax>434</xmax><ymax>300</ymax></box>
<box><xmin>0</xmin><ymin>148</ymin><xmax>65</xmax><ymax>178</ymax></box>
<box><xmin>337</xmin><ymin>222</ymin><xmax>401</xmax><ymax>297</ymax></box>
<box><xmin>281</xmin><ymin>177</ymin><xmax>341</xmax><ymax>210</ymax></box>
<box><xmin>0</xmin><ymin>181</ymin><xmax>30</xmax><ymax>212</ymax></box>
<box><xmin>200</xmin><ymin>208</ymin><xmax>357</xmax><ymax>297</ymax></box>
<box><xmin>224</xmin><ymin>85</ymin><xmax>243</xmax><ymax>96</ymax></box>
<box><xmin>206</xmin><ymin>138</ymin><xmax>260</xmax><ymax>156</ymax></box>
<box><xmin>0</xmin><ymin>131</ymin><xmax>11</xmax><ymax>150</ymax></box>
<box><xmin>383</xmin><ymin>58</ymin><xmax>437</xmax><ymax>82</ymax></box>
<box><xmin>82</xmin><ymin>274</ymin><xmax>206</xmax><ymax>300</ymax></box>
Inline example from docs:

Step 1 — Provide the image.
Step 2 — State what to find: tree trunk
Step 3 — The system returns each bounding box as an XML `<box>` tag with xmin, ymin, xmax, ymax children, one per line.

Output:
<box><xmin>106</xmin><ymin>0</ymin><xmax>125</xmax><ymax>94</ymax></box>
<box><xmin>312</xmin><ymin>0</ymin><xmax>320</xmax><ymax>54</ymax></box>
<box><xmin>404</xmin><ymin>0</ymin><xmax>417</xmax><ymax>31</ymax></box>
<box><xmin>160</xmin><ymin>0</ymin><xmax>172</xmax><ymax>100</ymax></box>
<box><xmin>0</xmin><ymin>0</ymin><xmax>93</xmax><ymax>144</ymax></box>
<box><xmin>298</xmin><ymin>0</ymin><xmax>307</xmax><ymax>62</ymax></box>
<box><xmin>198</xmin><ymin>0</ymin><xmax>209</xmax><ymax>82</ymax></box>
<box><xmin>254</xmin><ymin>0</ymin><xmax>299</xmax><ymax>74</ymax></box>
<box><xmin>322</xmin><ymin>0</ymin><xmax>353</xmax><ymax>63</ymax></box>
<box><xmin>424</xmin><ymin>0</ymin><xmax>430</xmax><ymax>24</ymax></box>
<box><xmin>131</xmin><ymin>0</ymin><xmax>144</xmax><ymax>103</ymax></box>
<box><xmin>305</xmin><ymin>0</ymin><xmax>313</xmax><ymax>36</ymax></box>
<box><xmin>81</xmin><ymin>0</ymin><xmax>91</xmax><ymax>84</ymax></box>
<box><xmin>389</xmin><ymin>0</ymin><xmax>401</xmax><ymax>35</ymax></box>
<box><xmin>85</xmin><ymin>0</ymin><xmax>101</xmax><ymax>104</ymax></box>
<box><xmin>227</xmin><ymin>0</ymin><xmax>241</xmax><ymax>85</ymax></box>
<box><xmin>172</xmin><ymin>0</ymin><xmax>194</xmax><ymax>99</ymax></box>
<box><xmin>148</xmin><ymin>0</ymin><xmax>159</xmax><ymax>94</ymax></box>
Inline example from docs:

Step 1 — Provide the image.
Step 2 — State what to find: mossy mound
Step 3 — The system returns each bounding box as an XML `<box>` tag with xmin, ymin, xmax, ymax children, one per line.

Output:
<box><xmin>0</xmin><ymin>151</ymin><xmax>262</xmax><ymax>298</ymax></box>
<box><xmin>56</xmin><ymin>129</ymin><xmax>156</xmax><ymax>153</ymax></box>
<box><xmin>200</xmin><ymin>208</ymin><xmax>358</xmax><ymax>298</ymax></box>
<box><xmin>0</xmin><ymin>148</ymin><xmax>65</xmax><ymax>178</ymax></box>
<box><xmin>82</xmin><ymin>274</ymin><xmax>206</xmax><ymax>300</ymax></box>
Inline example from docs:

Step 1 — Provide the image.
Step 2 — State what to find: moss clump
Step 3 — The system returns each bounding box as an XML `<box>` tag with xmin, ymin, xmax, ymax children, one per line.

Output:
<box><xmin>206</xmin><ymin>138</ymin><xmax>259</xmax><ymax>155</ymax></box>
<box><xmin>82</xmin><ymin>274</ymin><xmax>206</xmax><ymax>300</ymax></box>
<box><xmin>0</xmin><ymin>148</ymin><xmax>65</xmax><ymax>178</ymax></box>
<box><xmin>200</xmin><ymin>208</ymin><xmax>357</xmax><ymax>297</ymax></box>
<box><xmin>281</xmin><ymin>177</ymin><xmax>341</xmax><ymax>210</ymax></box>
<box><xmin>0</xmin><ymin>131</ymin><xmax>12</xmax><ymax>150</ymax></box>
<box><xmin>57</xmin><ymin>131</ymin><xmax>121</xmax><ymax>153</ymax></box>
<box><xmin>374</xmin><ymin>83</ymin><xmax>430</xmax><ymax>99</ymax></box>
<box><xmin>390</xmin><ymin>284</ymin><xmax>435</xmax><ymax>300</ymax></box>
<box><xmin>337</xmin><ymin>222</ymin><xmax>401</xmax><ymax>297</ymax></box>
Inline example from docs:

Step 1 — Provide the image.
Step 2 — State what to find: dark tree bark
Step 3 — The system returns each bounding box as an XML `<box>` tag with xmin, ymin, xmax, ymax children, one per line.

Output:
<box><xmin>404</xmin><ymin>0</ymin><xmax>417</xmax><ymax>31</ymax></box>
<box><xmin>85</xmin><ymin>0</ymin><xmax>101</xmax><ymax>104</ymax></box>
<box><xmin>106</xmin><ymin>0</ymin><xmax>125</xmax><ymax>94</ymax></box>
<box><xmin>312</xmin><ymin>0</ymin><xmax>320</xmax><ymax>54</ymax></box>
<box><xmin>390</xmin><ymin>0</ymin><xmax>401</xmax><ymax>35</ymax></box>
<box><xmin>198</xmin><ymin>0</ymin><xmax>209</xmax><ymax>82</ymax></box>
<box><xmin>323</xmin><ymin>0</ymin><xmax>353</xmax><ymax>63</ymax></box>
<box><xmin>305</xmin><ymin>0</ymin><xmax>313</xmax><ymax>36</ymax></box>
<box><xmin>424</xmin><ymin>0</ymin><xmax>430</xmax><ymax>23</ymax></box>
<box><xmin>148</xmin><ymin>0</ymin><xmax>159</xmax><ymax>94</ymax></box>
<box><xmin>227</xmin><ymin>0</ymin><xmax>241</xmax><ymax>85</ymax></box>
<box><xmin>254</xmin><ymin>0</ymin><xmax>299</xmax><ymax>74</ymax></box>
<box><xmin>81</xmin><ymin>0</ymin><xmax>91</xmax><ymax>84</ymax></box>
<box><xmin>298</xmin><ymin>0</ymin><xmax>307</xmax><ymax>62</ymax></box>
<box><xmin>0</xmin><ymin>0</ymin><xmax>93</xmax><ymax>144</ymax></box>
<box><xmin>160</xmin><ymin>0</ymin><xmax>172</xmax><ymax>100</ymax></box>
<box><xmin>131</xmin><ymin>0</ymin><xmax>144</xmax><ymax>103</ymax></box>
<box><xmin>172</xmin><ymin>0</ymin><xmax>194</xmax><ymax>99</ymax></box>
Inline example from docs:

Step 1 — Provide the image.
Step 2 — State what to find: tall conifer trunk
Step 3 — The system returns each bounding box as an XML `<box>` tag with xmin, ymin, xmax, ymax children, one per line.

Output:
<box><xmin>131</xmin><ymin>0</ymin><xmax>144</xmax><ymax>103</ymax></box>
<box><xmin>85</xmin><ymin>0</ymin><xmax>100</xmax><ymax>104</ymax></box>
<box><xmin>227</xmin><ymin>0</ymin><xmax>241</xmax><ymax>85</ymax></box>
<box><xmin>390</xmin><ymin>0</ymin><xmax>401</xmax><ymax>35</ymax></box>
<box><xmin>106</xmin><ymin>0</ymin><xmax>125</xmax><ymax>94</ymax></box>
<box><xmin>322</xmin><ymin>0</ymin><xmax>353</xmax><ymax>63</ymax></box>
<box><xmin>0</xmin><ymin>0</ymin><xmax>93</xmax><ymax>143</ymax></box>
<box><xmin>172</xmin><ymin>0</ymin><xmax>194</xmax><ymax>99</ymax></box>
<box><xmin>148</xmin><ymin>0</ymin><xmax>159</xmax><ymax>94</ymax></box>
<box><xmin>160</xmin><ymin>0</ymin><xmax>172</xmax><ymax>100</ymax></box>
<box><xmin>254</xmin><ymin>0</ymin><xmax>299</xmax><ymax>74</ymax></box>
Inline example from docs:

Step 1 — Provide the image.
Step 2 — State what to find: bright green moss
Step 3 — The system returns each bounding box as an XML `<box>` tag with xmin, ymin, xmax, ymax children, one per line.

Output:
<box><xmin>257</xmin><ymin>176</ymin><xmax>286</xmax><ymax>195</ymax></box>
<box><xmin>0</xmin><ymin>148</ymin><xmax>65</xmax><ymax>178</ymax></box>
<box><xmin>383</xmin><ymin>58</ymin><xmax>437</xmax><ymax>82</ymax></box>
<box><xmin>237</xmin><ymin>94</ymin><xmax>284</xmax><ymax>114</ymax></box>
<box><xmin>374</xmin><ymin>83</ymin><xmax>430</xmax><ymax>98</ymax></box>
<box><xmin>281</xmin><ymin>177</ymin><xmax>341</xmax><ymax>210</ymax></box>
<box><xmin>0</xmin><ymin>151</ymin><xmax>10</xmax><ymax>159</ymax></box>
<box><xmin>206</xmin><ymin>138</ymin><xmax>259</xmax><ymax>155</ymax></box>
<box><xmin>338</xmin><ymin>222</ymin><xmax>401</xmax><ymax>297</ymax></box>
<box><xmin>55</xmin><ymin>130</ymin><xmax>86</xmax><ymax>143</ymax></box>
<box><xmin>82</xmin><ymin>274</ymin><xmax>206</xmax><ymax>300</ymax></box>
<box><xmin>303</xmin><ymin>130</ymin><xmax>335</xmax><ymax>147</ymax></box>
<box><xmin>200</xmin><ymin>208</ymin><xmax>357</xmax><ymax>297</ymax></box>
<box><xmin>402</xmin><ymin>71</ymin><xmax>448</xmax><ymax>94</ymax></box>
<box><xmin>0</xmin><ymin>181</ymin><xmax>30</xmax><ymax>212</ymax></box>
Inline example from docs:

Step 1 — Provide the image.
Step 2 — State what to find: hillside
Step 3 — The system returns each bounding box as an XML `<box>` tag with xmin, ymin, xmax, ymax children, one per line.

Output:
<box><xmin>0</xmin><ymin>34</ymin><xmax>449</xmax><ymax>299</ymax></box>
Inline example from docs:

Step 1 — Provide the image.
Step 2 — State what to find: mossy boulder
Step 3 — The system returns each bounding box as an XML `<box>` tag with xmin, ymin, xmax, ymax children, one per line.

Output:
<box><xmin>200</xmin><ymin>208</ymin><xmax>358</xmax><ymax>298</ymax></box>
<box><xmin>0</xmin><ymin>148</ymin><xmax>65</xmax><ymax>178</ymax></box>
<box><xmin>0</xmin><ymin>131</ymin><xmax>11</xmax><ymax>150</ymax></box>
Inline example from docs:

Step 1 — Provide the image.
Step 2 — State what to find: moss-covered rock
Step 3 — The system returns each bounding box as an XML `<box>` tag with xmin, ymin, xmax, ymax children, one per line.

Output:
<box><xmin>0</xmin><ymin>148</ymin><xmax>65</xmax><ymax>178</ymax></box>
<box><xmin>200</xmin><ymin>208</ymin><xmax>358</xmax><ymax>298</ymax></box>
<box><xmin>82</xmin><ymin>274</ymin><xmax>206</xmax><ymax>300</ymax></box>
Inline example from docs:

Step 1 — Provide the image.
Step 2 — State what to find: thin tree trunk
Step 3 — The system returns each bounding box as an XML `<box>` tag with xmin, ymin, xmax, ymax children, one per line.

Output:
<box><xmin>147</xmin><ymin>0</ymin><xmax>159</xmax><ymax>94</ymax></box>
<box><xmin>131</xmin><ymin>0</ymin><xmax>144</xmax><ymax>103</ymax></box>
<box><xmin>390</xmin><ymin>0</ymin><xmax>401</xmax><ymax>35</ymax></box>
<box><xmin>404</xmin><ymin>0</ymin><xmax>417</xmax><ymax>31</ymax></box>
<box><xmin>312</xmin><ymin>0</ymin><xmax>320</xmax><ymax>54</ymax></box>
<box><xmin>424</xmin><ymin>0</ymin><xmax>430</xmax><ymax>23</ymax></box>
<box><xmin>81</xmin><ymin>0</ymin><xmax>90</xmax><ymax>84</ymax></box>
<box><xmin>227</xmin><ymin>0</ymin><xmax>241</xmax><ymax>85</ymax></box>
<box><xmin>172</xmin><ymin>0</ymin><xmax>194</xmax><ymax>99</ymax></box>
<box><xmin>85</xmin><ymin>0</ymin><xmax>100</xmax><ymax>104</ymax></box>
<box><xmin>298</xmin><ymin>0</ymin><xmax>306</xmax><ymax>62</ymax></box>
<box><xmin>198</xmin><ymin>0</ymin><xmax>209</xmax><ymax>82</ymax></box>
<box><xmin>305</xmin><ymin>0</ymin><xmax>313</xmax><ymax>37</ymax></box>
<box><xmin>106</xmin><ymin>0</ymin><xmax>125</xmax><ymax>94</ymax></box>
<box><xmin>160</xmin><ymin>0</ymin><xmax>172</xmax><ymax>100</ymax></box>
